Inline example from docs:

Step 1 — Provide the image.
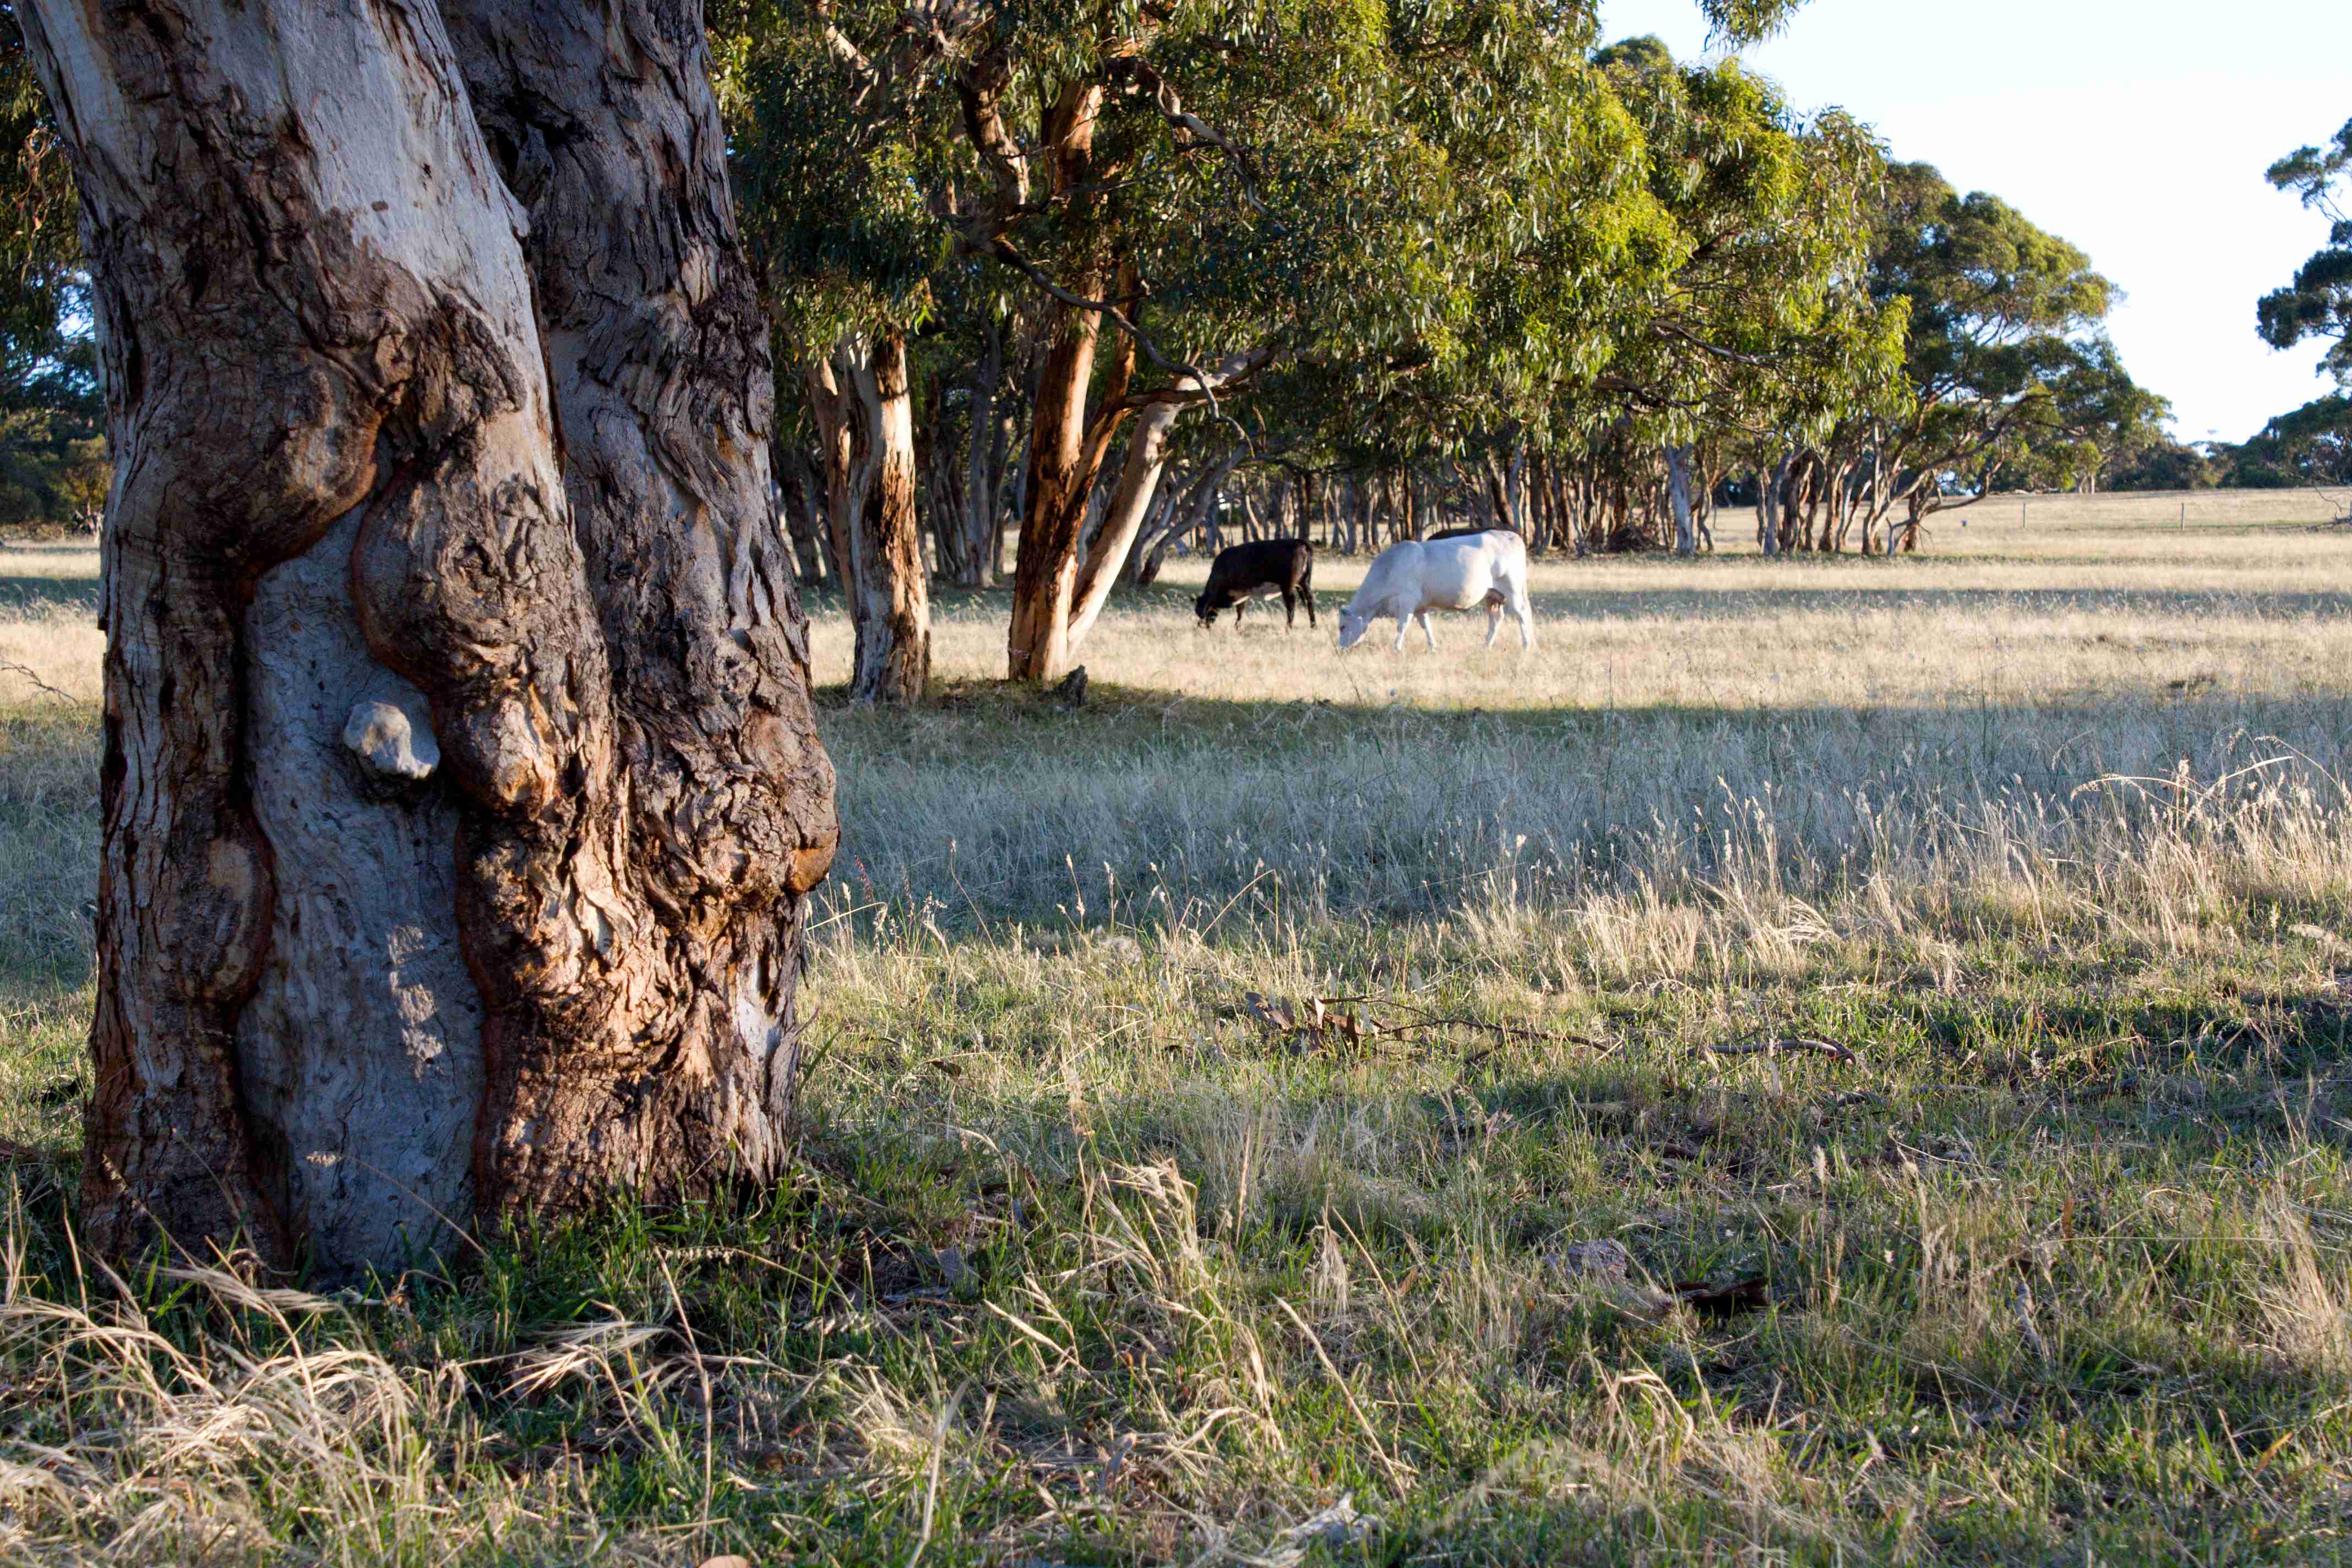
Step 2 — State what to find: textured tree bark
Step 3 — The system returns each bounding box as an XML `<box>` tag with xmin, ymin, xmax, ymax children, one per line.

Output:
<box><xmin>1006</xmin><ymin>291</ymin><xmax>1112</xmax><ymax>683</ymax></box>
<box><xmin>801</xmin><ymin>352</ymin><xmax>862</xmax><ymax>594</ymax></box>
<box><xmin>30</xmin><ymin>0</ymin><xmax>837</xmax><ymax>1274</ymax></box>
<box><xmin>440</xmin><ymin>0</ymin><xmax>837</xmax><ymax>1216</ymax></box>
<box><xmin>797</xmin><ymin>333</ymin><xmax>929</xmax><ymax>704</ymax></box>
<box><xmin>841</xmin><ymin>332</ymin><xmax>930</xmax><ymax>704</ymax></box>
<box><xmin>1004</xmin><ymin>83</ymin><xmax>1131</xmax><ymax>685</ymax></box>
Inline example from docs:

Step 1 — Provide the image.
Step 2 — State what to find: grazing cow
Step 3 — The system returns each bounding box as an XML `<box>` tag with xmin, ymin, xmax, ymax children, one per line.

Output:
<box><xmin>1196</xmin><ymin>538</ymin><xmax>1316</xmax><ymax>630</ymax></box>
<box><xmin>1337</xmin><ymin>530</ymin><xmax>1535</xmax><ymax>652</ymax></box>
<box><xmin>1429</xmin><ymin>522</ymin><xmax>1521</xmax><ymax>542</ymax></box>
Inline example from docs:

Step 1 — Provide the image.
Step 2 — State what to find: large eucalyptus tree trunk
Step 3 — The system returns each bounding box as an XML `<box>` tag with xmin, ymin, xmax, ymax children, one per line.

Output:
<box><xmin>1006</xmin><ymin>287</ymin><xmax>1124</xmax><ymax>683</ymax></box>
<box><xmin>28</xmin><ymin>0</ymin><xmax>837</xmax><ymax>1276</ymax></box>
<box><xmin>1003</xmin><ymin>84</ymin><xmax>1133</xmax><ymax>685</ymax></box>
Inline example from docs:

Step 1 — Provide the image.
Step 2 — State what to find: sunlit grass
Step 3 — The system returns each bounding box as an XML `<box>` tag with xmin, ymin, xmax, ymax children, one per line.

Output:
<box><xmin>4</xmin><ymin>491</ymin><xmax>2352</xmax><ymax>1563</ymax></box>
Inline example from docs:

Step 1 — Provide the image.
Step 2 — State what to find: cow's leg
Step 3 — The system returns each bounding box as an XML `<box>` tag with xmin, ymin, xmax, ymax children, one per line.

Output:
<box><xmin>1515</xmin><ymin>587</ymin><xmax>1537</xmax><ymax>650</ymax></box>
<box><xmin>1391</xmin><ymin>616</ymin><xmax>1409</xmax><ymax>652</ymax></box>
<box><xmin>1484</xmin><ymin>602</ymin><xmax>1502</xmax><ymax>647</ymax></box>
<box><xmin>1419</xmin><ymin>611</ymin><xmax>1438</xmax><ymax>651</ymax></box>
<box><xmin>1302</xmin><ymin>584</ymin><xmax>1316</xmax><ymax>628</ymax></box>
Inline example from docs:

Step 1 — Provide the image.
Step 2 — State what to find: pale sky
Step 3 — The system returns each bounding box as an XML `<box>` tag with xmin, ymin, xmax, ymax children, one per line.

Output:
<box><xmin>1598</xmin><ymin>0</ymin><xmax>2352</xmax><ymax>443</ymax></box>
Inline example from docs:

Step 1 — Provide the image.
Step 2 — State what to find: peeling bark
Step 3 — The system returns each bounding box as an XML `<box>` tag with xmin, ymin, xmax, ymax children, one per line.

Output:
<box><xmin>1004</xmin><ymin>83</ymin><xmax>1129</xmax><ymax>686</ymax></box>
<box><xmin>441</xmin><ymin>0</ymin><xmax>838</xmax><ymax>1217</ymax></box>
<box><xmin>841</xmin><ymin>333</ymin><xmax>929</xmax><ymax>704</ymax></box>
<box><xmin>798</xmin><ymin>333</ymin><xmax>928</xmax><ymax>704</ymax></box>
<box><xmin>30</xmin><ymin>0</ymin><xmax>837</xmax><ymax>1274</ymax></box>
<box><xmin>1006</xmin><ymin>290</ymin><xmax>1115</xmax><ymax>683</ymax></box>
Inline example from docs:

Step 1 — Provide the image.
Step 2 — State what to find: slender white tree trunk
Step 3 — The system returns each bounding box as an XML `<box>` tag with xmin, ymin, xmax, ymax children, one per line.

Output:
<box><xmin>1666</xmin><ymin>445</ymin><xmax>1698</xmax><ymax>558</ymax></box>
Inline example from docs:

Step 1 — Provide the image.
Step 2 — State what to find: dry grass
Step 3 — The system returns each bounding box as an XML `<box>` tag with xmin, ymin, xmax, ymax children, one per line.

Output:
<box><xmin>6</xmin><ymin>491</ymin><xmax>2352</xmax><ymax>1563</ymax></box>
<box><xmin>807</xmin><ymin>488</ymin><xmax>2352</xmax><ymax>716</ymax></box>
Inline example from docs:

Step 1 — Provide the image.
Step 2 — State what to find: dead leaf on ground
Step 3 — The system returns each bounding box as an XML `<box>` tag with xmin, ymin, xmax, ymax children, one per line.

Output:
<box><xmin>1240</xmin><ymin>990</ymin><xmax>1368</xmax><ymax>1052</ymax></box>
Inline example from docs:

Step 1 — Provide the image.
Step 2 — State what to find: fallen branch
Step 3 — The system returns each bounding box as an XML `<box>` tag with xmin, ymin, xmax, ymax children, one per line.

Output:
<box><xmin>1241</xmin><ymin>992</ymin><xmax>1613</xmax><ymax>1060</ymax></box>
<box><xmin>0</xmin><ymin>659</ymin><xmax>77</xmax><ymax>705</ymax></box>
<box><xmin>1368</xmin><ymin>1016</ymin><xmax>1568</xmax><ymax>1046</ymax></box>
<box><xmin>1364</xmin><ymin>998</ymin><xmax>1611</xmax><ymax>1050</ymax></box>
<box><xmin>1707</xmin><ymin>1036</ymin><xmax>1858</xmax><ymax>1065</ymax></box>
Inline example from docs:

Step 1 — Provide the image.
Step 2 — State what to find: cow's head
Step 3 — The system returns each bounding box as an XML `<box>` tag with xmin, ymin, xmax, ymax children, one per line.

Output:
<box><xmin>1336</xmin><ymin>605</ymin><xmax>1371</xmax><ymax>649</ymax></box>
<box><xmin>1193</xmin><ymin>592</ymin><xmax>1217</xmax><ymax>628</ymax></box>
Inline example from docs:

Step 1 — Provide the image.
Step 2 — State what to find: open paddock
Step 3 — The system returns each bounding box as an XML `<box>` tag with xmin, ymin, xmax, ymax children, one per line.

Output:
<box><xmin>5</xmin><ymin>490</ymin><xmax>2352</xmax><ymax>1563</ymax></box>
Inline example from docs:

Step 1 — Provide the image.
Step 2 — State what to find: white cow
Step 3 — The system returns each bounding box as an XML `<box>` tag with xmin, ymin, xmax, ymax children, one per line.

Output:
<box><xmin>1336</xmin><ymin>531</ymin><xmax>1536</xmax><ymax>652</ymax></box>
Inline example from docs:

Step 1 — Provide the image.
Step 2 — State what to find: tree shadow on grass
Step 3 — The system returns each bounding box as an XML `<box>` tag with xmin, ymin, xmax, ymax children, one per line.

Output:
<box><xmin>0</xmin><ymin>574</ymin><xmax>101</xmax><ymax>617</ymax></box>
<box><xmin>1062</xmin><ymin>562</ymin><xmax>2352</xmax><ymax>628</ymax></box>
<box><xmin>1519</xmin><ymin>582</ymin><xmax>2352</xmax><ymax>625</ymax></box>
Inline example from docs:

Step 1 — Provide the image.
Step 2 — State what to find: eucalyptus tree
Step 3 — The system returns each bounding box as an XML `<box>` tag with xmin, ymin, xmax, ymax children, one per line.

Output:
<box><xmin>2228</xmin><ymin>394</ymin><xmax>2352</xmax><ymax>494</ymax></box>
<box><xmin>718</xmin><ymin>0</ymin><xmax>956</xmax><ymax>703</ymax></box>
<box><xmin>1582</xmin><ymin>37</ymin><xmax>1899</xmax><ymax>555</ymax></box>
<box><xmin>2260</xmin><ymin>116</ymin><xmax>2351</xmax><ymax>384</ymax></box>
<box><xmin>21</xmin><ymin>0</ymin><xmax>838</xmax><ymax>1276</ymax></box>
<box><xmin>731</xmin><ymin>0</ymin><xmax>1810</xmax><ymax>682</ymax></box>
<box><xmin>1796</xmin><ymin>162</ymin><xmax>2138</xmax><ymax>547</ymax></box>
<box><xmin>945</xmin><ymin>0</ymin><xmax>1494</xmax><ymax>683</ymax></box>
<box><xmin>1329</xmin><ymin>31</ymin><xmax>1893</xmax><ymax>558</ymax></box>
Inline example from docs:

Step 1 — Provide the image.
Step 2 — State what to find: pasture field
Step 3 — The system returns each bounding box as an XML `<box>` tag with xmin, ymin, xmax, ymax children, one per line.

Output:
<box><xmin>7</xmin><ymin>490</ymin><xmax>2352</xmax><ymax>1563</ymax></box>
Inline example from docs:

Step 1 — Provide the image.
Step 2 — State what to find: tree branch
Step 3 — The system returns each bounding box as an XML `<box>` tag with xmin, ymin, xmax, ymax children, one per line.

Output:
<box><xmin>1107</xmin><ymin>53</ymin><xmax>1268</xmax><ymax>215</ymax></box>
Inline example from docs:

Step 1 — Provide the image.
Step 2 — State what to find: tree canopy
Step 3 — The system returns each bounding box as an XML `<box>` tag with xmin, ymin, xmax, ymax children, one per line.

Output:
<box><xmin>2259</xmin><ymin>115</ymin><xmax>2352</xmax><ymax>385</ymax></box>
<box><xmin>1</xmin><ymin>3</ymin><xmax>102</xmax><ymax>530</ymax></box>
<box><xmin>1</xmin><ymin>0</ymin><xmax>2185</xmax><ymax>568</ymax></box>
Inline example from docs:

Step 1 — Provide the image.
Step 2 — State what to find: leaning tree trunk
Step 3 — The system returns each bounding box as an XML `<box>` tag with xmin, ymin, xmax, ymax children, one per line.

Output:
<box><xmin>1065</xmin><ymin>400</ymin><xmax>1180</xmax><ymax>649</ymax></box>
<box><xmin>30</xmin><ymin>0</ymin><xmax>837</xmax><ymax>1275</ymax></box>
<box><xmin>1063</xmin><ymin>349</ymin><xmax>1265</xmax><ymax>652</ymax></box>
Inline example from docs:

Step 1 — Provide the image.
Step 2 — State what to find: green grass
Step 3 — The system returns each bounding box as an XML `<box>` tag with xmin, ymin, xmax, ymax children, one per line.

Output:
<box><xmin>10</xmin><ymin>500</ymin><xmax>2352</xmax><ymax>1563</ymax></box>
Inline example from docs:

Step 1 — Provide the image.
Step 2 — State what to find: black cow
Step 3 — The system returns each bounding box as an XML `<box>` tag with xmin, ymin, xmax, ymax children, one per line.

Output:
<box><xmin>1195</xmin><ymin>538</ymin><xmax>1316</xmax><ymax>630</ymax></box>
<box><xmin>1429</xmin><ymin>523</ymin><xmax>1522</xmax><ymax>542</ymax></box>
